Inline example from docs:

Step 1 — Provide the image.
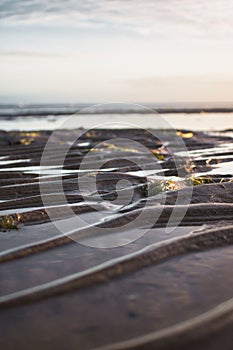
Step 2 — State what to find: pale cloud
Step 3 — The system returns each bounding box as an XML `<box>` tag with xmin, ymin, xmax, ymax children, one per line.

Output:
<box><xmin>0</xmin><ymin>50</ymin><xmax>66</xmax><ymax>57</ymax></box>
<box><xmin>1</xmin><ymin>0</ymin><xmax>233</xmax><ymax>41</ymax></box>
<box><xmin>125</xmin><ymin>75</ymin><xmax>233</xmax><ymax>102</ymax></box>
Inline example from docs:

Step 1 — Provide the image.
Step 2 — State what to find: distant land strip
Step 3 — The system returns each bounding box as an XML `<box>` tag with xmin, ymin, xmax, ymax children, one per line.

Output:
<box><xmin>1</xmin><ymin>107</ymin><xmax>233</xmax><ymax>117</ymax></box>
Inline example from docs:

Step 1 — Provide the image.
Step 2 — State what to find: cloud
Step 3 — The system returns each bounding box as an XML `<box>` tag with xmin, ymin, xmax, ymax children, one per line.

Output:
<box><xmin>1</xmin><ymin>0</ymin><xmax>233</xmax><ymax>40</ymax></box>
<box><xmin>127</xmin><ymin>75</ymin><xmax>233</xmax><ymax>87</ymax></box>
<box><xmin>0</xmin><ymin>50</ymin><xmax>66</xmax><ymax>57</ymax></box>
<box><xmin>124</xmin><ymin>75</ymin><xmax>233</xmax><ymax>102</ymax></box>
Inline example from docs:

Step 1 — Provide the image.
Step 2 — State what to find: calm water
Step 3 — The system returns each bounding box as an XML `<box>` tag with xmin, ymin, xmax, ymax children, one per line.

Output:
<box><xmin>0</xmin><ymin>113</ymin><xmax>232</xmax><ymax>131</ymax></box>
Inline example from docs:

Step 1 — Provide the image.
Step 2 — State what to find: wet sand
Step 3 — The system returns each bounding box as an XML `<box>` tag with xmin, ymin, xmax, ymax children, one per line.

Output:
<box><xmin>0</xmin><ymin>127</ymin><xmax>232</xmax><ymax>350</ymax></box>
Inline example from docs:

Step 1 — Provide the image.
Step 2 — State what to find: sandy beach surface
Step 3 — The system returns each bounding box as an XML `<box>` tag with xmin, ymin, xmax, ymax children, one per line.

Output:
<box><xmin>0</xmin><ymin>125</ymin><xmax>232</xmax><ymax>350</ymax></box>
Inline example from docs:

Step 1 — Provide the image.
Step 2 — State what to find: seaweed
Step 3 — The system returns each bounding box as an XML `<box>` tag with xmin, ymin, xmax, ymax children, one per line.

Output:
<box><xmin>147</xmin><ymin>179</ymin><xmax>180</xmax><ymax>196</ymax></box>
<box><xmin>0</xmin><ymin>214</ymin><xmax>21</xmax><ymax>231</ymax></box>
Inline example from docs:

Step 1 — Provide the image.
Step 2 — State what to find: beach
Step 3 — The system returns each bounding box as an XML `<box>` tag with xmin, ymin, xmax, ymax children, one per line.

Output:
<box><xmin>1</xmin><ymin>0</ymin><xmax>233</xmax><ymax>348</ymax></box>
<box><xmin>0</xmin><ymin>118</ymin><xmax>233</xmax><ymax>349</ymax></box>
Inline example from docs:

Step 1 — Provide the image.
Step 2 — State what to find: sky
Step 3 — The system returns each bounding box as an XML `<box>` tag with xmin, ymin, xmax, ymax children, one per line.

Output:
<box><xmin>0</xmin><ymin>0</ymin><xmax>233</xmax><ymax>104</ymax></box>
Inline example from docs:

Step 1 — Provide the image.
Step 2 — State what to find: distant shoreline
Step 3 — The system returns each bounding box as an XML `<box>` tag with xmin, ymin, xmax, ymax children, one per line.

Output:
<box><xmin>1</xmin><ymin>107</ymin><xmax>233</xmax><ymax>118</ymax></box>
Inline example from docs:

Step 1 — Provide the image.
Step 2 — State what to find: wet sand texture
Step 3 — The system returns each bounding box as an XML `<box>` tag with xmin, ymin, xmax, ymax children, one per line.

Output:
<box><xmin>0</xmin><ymin>128</ymin><xmax>232</xmax><ymax>350</ymax></box>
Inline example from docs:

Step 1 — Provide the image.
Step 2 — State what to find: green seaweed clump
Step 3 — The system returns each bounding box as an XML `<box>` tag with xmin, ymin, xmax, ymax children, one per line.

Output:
<box><xmin>0</xmin><ymin>215</ymin><xmax>20</xmax><ymax>231</ymax></box>
<box><xmin>185</xmin><ymin>176</ymin><xmax>214</xmax><ymax>186</ymax></box>
<box><xmin>147</xmin><ymin>179</ymin><xmax>179</xmax><ymax>196</ymax></box>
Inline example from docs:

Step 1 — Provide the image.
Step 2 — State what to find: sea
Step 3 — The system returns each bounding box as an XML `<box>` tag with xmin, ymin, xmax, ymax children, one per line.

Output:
<box><xmin>0</xmin><ymin>103</ymin><xmax>232</xmax><ymax>131</ymax></box>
